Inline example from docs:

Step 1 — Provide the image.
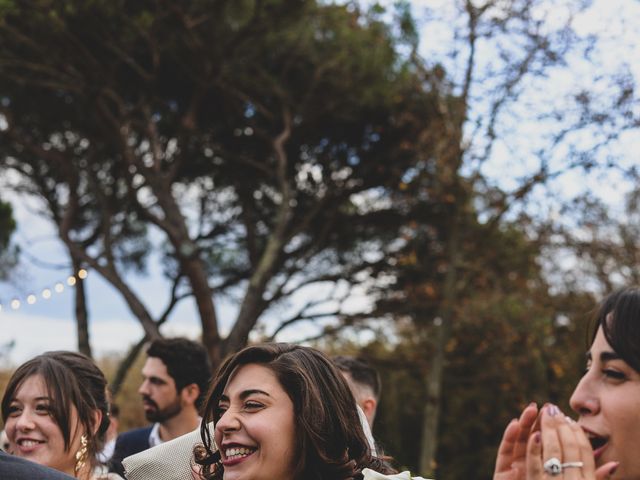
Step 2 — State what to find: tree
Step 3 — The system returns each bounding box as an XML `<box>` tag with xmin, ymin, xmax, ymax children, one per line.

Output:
<box><xmin>0</xmin><ymin>0</ymin><xmax>445</xmax><ymax>373</ymax></box>
<box><xmin>547</xmin><ymin>186</ymin><xmax>640</xmax><ymax>294</ymax></box>
<box><xmin>0</xmin><ymin>198</ymin><xmax>18</xmax><ymax>281</ymax></box>
<box><xmin>359</xmin><ymin>289</ymin><xmax>593</xmax><ymax>480</ymax></box>
<box><xmin>355</xmin><ymin>0</ymin><xmax>640</xmax><ymax>475</ymax></box>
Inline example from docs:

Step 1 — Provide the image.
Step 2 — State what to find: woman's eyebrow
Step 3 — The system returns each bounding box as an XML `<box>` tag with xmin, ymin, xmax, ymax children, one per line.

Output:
<box><xmin>220</xmin><ymin>389</ymin><xmax>272</xmax><ymax>402</ymax></box>
<box><xmin>12</xmin><ymin>396</ymin><xmax>50</xmax><ymax>402</ymax></box>
<box><xmin>586</xmin><ymin>350</ymin><xmax>622</xmax><ymax>362</ymax></box>
<box><xmin>239</xmin><ymin>389</ymin><xmax>271</xmax><ymax>400</ymax></box>
<box><xmin>599</xmin><ymin>351</ymin><xmax>621</xmax><ymax>362</ymax></box>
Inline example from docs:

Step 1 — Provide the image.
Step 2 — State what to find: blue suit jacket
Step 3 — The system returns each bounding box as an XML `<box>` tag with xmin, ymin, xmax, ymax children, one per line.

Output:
<box><xmin>109</xmin><ymin>425</ymin><xmax>153</xmax><ymax>476</ymax></box>
<box><xmin>0</xmin><ymin>450</ymin><xmax>75</xmax><ymax>479</ymax></box>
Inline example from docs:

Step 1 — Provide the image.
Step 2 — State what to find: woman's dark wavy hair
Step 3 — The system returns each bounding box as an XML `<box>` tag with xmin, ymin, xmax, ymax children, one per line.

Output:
<box><xmin>590</xmin><ymin>286</ymin><xmax>640</xmax><ymax>372</ymax></box>
<box><xmin>194</xmin><ymin>343</ymin><xmax>395</xmax><ymax>480</ymax></box>
<box><xmin>1</xmin><ymin>351</ymin><xmax>111</xmax><ymax>469</ymax></box>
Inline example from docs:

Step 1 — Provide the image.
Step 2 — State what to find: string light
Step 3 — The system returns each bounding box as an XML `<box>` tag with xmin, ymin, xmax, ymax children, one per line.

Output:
<box><xmin>0</xmin><ymin>268</ymin><xmax>90</xmax><ymax>314</ymax></box>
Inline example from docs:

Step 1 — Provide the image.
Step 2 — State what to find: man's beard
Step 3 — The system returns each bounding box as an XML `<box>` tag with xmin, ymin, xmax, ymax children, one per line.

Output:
<box><xmin>143</xmin><ymin>396</ymin><xmax>183</xmax><ymax>423</ymax></box>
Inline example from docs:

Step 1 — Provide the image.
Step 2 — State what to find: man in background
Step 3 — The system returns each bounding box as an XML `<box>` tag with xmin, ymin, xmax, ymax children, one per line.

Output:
<box><xmin>110</xmin><ymin>337</ymin><xmax>211</xmax><ymax>475</ymax></box>
<box><xmin>333</xmin><ymin>355</ymin><xmax>381</xmax><ymax>429</ymax></box>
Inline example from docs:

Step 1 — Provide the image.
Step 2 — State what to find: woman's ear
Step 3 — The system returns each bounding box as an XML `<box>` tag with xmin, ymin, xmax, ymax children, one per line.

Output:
<box><xmin>91</xmin><ymin>409</ymin><xmax>103</xmax><ymax>436</ymax></box>
<box><xmin>361</xmin><ymin>397</ymin><xmax>377</xmax><ymax>426</ymax></box>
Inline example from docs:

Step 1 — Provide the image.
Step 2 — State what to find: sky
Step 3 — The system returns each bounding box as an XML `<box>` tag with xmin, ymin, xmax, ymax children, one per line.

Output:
<box><xmin>0</xmin><ymin>0</ymin><xmax>639</xmax><ymax>367</ymax></box>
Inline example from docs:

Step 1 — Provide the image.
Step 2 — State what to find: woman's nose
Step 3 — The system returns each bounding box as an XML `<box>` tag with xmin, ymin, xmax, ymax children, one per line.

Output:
<box><xmin>15</xmin><ymin>410</ymin><xmax>36</xmax><ymax>431</ymax></box>
<box><xmin>215</xmin><ymin>408</ymin><xmax>241</xmax><ymax>433</ymax></box>
<box><xmin>569</xmin><ymin>374</ymin><xmax>599</xmax><ymax>416</ymax></box>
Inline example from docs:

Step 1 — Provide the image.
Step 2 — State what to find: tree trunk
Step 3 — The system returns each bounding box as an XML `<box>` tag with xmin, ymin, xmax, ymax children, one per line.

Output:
<box><xmin>142</xmin><ymin>174</ymin><xmax>222</xmax><ymax>366</ymax></box>
<box><xmin>419</xmin><ymin>209</ymin><xmax>460</xmax><ymax>476</ymax></box>
<box><xmin>419</xmin><ymin>315</ymin><xmax>452</xmax><ymax>475</ymax></box>
<box><xmin>59</xmin><ymin>185</ymin><xmax>162</xmax><ymax>343</ymax></box>
<box><xmin>110</xmin><ymin>313</ymin><xmax>173</xmax><ymax>397</ymax></box>
<box><xmin>110</xmin><ymin>336</ymin><xmax>147</xmax><ymax>396</ymax></box>
<box><xmin>222</xmin><ymin>116</ymin><xmax>293</xmax><ymax>358</ymax></box>
<box><xmin>179</xmin><ymin>254</ymin><xmax>221</xmax><ymax>366</ymax></box>
<box><xmin>72</xmin><ymin>254</ymin><xmax>92</xmax><ymax>358</ymax></box>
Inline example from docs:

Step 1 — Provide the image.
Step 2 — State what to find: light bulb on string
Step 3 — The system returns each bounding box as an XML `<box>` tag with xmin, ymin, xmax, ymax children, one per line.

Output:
<box><xmin>0</xmin><ymin>271</ymin><xmax>90</xmax><ymax>313</ymax></box>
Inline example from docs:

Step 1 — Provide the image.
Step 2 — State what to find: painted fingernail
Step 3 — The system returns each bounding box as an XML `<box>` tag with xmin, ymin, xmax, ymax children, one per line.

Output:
<box><xmin>565</xmin><ymin>415</ymin><xmax>576</xmax><ymax>423</ymax></box>
<box><xmin>528</xmin><ymin>401</ymin><xmax>537</xmax><ymax>408</ymax></box>
<box><xmin>609</xmin><ymin>462</ymin><xmax>619</xmax><ymax>476</ymax></box>
<box><xmin>547</xmin><ymin>404</ymin><xmax>559</xmax><ymax>416</ymax></box>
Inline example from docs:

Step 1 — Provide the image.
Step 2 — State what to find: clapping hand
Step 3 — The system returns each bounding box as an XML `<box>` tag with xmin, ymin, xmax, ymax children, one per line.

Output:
<box><xmin>525</xmin><ymin>405</ymin><xmax>618</xmax><ymax>480</ymax></box>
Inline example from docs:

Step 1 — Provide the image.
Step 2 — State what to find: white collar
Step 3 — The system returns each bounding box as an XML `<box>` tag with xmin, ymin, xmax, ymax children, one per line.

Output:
<box><xmin>148</xmin><ymin>422</ymin><xmax>163</xmax><ymax>448</ymax></box>
<box><xmin>147</xmin><ymin>417</ymin><xmax>203</xmax><ymax>447</ymax></box>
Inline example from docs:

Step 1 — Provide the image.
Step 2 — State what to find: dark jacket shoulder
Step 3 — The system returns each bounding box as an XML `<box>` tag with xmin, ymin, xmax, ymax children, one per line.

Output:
<box><xmin>115</xmin><ymin>426</ymin><xmax>154</xmax><ymax>450</ymax></box>
<box><xmin>0</xmin><ymin>451</ymin><xmax>75</xmax><ymax>479</ymax></box>
<box><xmin>109</xmin><ymin>425</ymin><xmax>154</xmax><ymax>476</ymax></box>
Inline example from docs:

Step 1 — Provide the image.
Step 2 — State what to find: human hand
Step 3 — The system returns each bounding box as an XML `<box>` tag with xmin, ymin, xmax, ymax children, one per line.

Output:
<box><xmin>494</xmin><ymin>402</ymin><xmax>539</xmax><ymax>480</ymax></box>
<box><xmin>525</xmin><ymin>404</ymin><xmax>618</xmax><ymax>480</ymax></box>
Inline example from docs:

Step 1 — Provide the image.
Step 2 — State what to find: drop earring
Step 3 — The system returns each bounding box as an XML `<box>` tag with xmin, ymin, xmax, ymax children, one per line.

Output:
<box><xmin>74</xmin><ymin>434</ymin><xmax>89</xmax><ymax>476</ymax></box>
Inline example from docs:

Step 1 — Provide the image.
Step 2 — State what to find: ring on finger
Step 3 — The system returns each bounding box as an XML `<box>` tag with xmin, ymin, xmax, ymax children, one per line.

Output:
<box><xmin>561</xmin><ymin>462</ymin><xmax>584</xmax><ymax>469</ymax></box>
<box><xmin>544</xmin><ymin>458</ymin><xmax>563</xmax><ymax>476</ymax></box>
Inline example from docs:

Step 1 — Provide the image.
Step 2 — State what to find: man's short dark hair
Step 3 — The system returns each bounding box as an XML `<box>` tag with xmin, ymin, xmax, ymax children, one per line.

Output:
<box><xmin>147</xmin><ymin>338</ymin><xmax>212</xmax><ymax>409</ymax></box>
<box><xmin>333</xmin><ymin>355</ymin><xmax>381</xmax><ymax>398</ymax></box>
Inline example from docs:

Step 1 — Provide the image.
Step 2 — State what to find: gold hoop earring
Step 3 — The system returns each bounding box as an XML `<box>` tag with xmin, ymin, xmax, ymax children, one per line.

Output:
<box><xmin>74</xmin><ymin>434</ymin><xmax>89</xmax><ymax>476</ymax></box>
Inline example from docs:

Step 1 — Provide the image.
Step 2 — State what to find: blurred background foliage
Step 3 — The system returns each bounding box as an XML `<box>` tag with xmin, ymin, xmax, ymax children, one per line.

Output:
<box><xmin>1</xmin><ymin>0</ymin><xmax>639</xmax><ymax>478</ymax></box>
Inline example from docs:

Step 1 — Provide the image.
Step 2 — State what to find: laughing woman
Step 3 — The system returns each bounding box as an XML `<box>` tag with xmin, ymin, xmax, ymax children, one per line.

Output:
<box><xmin>494</xmin><ymin>287</ymin><xmax>640</xmax><ymax>480</ymax></box>
<box><xmin>194</xmin><ymin>343</ymin><xmax>396</xmax><ymax>480</ymax></box>
<box><xmin>1</xmin><ymin>351</ymin><xmax>123</xmax><ymax>480</ymax></box>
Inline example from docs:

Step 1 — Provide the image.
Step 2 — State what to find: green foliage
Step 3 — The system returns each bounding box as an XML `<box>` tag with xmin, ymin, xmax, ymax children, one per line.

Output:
<box><xmin>434</xmin><ymin>291</ymin><xmax>592</xmax><ymax>480</ymax></box>
<box><xmin>0</xmin><ymin>0</ymin><xmax>443</xmax><ymax>334</ymax></box>
<box><xmin>0</xmin><ymin>0</ymin><xmax>17</xmax><ymax>17</ymax></box>
<box><xmin>328</xmin><ymin>288</ymin><xmax>594</xmax><ymax>479</ymax></box>
<box><xmin>0</xmin><ymin>200</ymin><xmax>15</xmax><ymax>248</ymax></box>
<box><xmin>0</xmin><ymin>2</ymin><xmax>619</xmax><ymax>478</ymax></box>
<box><xmin>0</xmin><ymin>199</ymin><xmax>18</xmax><ymax>280</ymax></box>
<box><xmin>358</xmin><ymin>153</ymin><xmax>595</xmax><ymax>477</ymax></box>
